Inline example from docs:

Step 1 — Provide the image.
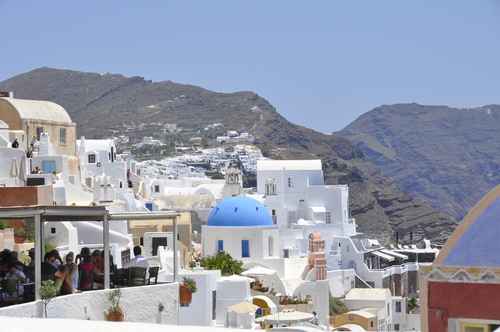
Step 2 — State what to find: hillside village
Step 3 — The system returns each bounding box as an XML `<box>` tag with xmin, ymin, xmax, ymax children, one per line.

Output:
<box><xmin>0</xmin><ymin>94</ymin><xmax>498</xmax><ymax>332</ymax></box>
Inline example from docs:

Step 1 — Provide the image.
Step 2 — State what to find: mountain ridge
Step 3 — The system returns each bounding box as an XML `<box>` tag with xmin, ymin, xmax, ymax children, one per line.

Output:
<box><xmin>0</xmin><ymin>68</ymin><xmax>458</xmax><ymax>245</ymax></box>
<box><xmin>337</xmin><ymin>102</ymin><xmax>500</xmax><ymax>221</ymax></box>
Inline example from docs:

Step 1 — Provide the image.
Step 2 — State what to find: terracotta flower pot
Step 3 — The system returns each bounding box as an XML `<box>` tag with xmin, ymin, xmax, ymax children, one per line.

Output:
<box><xmin>11</xmin><ymin>220</ymin><xmax>26</xmax><ymax>244</ymax></box>
<box><xmin>107</xmin><ymin>311</ymin><xmax>124</xmax><ymax>321</ymax></box>
<box><xmin>179</xmin><ymin>286</ymin><xmax>192</xmax><ymax>304</ymax></box>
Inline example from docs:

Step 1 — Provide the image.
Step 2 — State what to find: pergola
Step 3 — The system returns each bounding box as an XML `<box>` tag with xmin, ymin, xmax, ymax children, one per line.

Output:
<box><xmin>0</xmin><ymin>205</ymin><xmax>180</xmax><ymax>300</ymax></box>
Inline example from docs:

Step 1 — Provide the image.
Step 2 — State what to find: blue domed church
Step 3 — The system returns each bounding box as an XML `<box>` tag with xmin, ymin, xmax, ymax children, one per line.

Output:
<box><xmin>202</xmin><ymin>196</ymin><xmax>279</xmax><ymax>263</ymax></box>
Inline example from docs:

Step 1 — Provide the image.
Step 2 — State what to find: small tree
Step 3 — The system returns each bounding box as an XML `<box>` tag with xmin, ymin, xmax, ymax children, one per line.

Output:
<box><xmin>407</xmin><ymin>296</ymin><xmax>419</xmax><ymax>313</ymax></box>
<box><xmin>201</xmin><ymin>250</ymin><xmax>243</xmax><ymax>276</ymax></box>
<box><xmin>39</xmin><ymin>280</ymin><xmax>58</xmax><ymax>318</ymax></box>
<box><xmin>107</xmin><ymin>288</ymin><xmax>123</xmax><ymax>313</ymax></box>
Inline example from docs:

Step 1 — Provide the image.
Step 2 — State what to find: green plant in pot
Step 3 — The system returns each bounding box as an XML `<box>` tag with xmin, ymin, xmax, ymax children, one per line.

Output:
<box><xmin>107</xmin><ymin>288</ymin><xmax>124</xmax><ymax>321</ymax></box>
<box><xmin>179</xmin><ymin>277</ymin><xmax>197</xmax><ymax>304</ymax></box>
<box><xmin>181</xmin><ymin>277</ymin><xmax>197</xmax><ymax>293</ymax></box>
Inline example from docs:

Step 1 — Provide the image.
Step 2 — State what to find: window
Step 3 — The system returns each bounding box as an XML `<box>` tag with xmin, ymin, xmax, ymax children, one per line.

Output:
<box><xmin>349</xmin><ymin>315</ymin><xmax>354</xmax><ymax>321</ymax></box>
<box><xmin>394</xmin><ymin>324</ymin><xmax>400</xmax><ymax>331</ymax></box>
<box><xmin>287</xmin><ymin>176</ymin><xmax>295</xmax><ymax>188</ymax></box>
<box><xmin>242</xmin><ymin>238</ymin><xmax>250</xmax><ymax>257</ymax></box>
<box><xmin>154</xmin><ymin>185</ymin><xmax>160</xmax><ymax>193</ymax></box>
<box><xmin>59</xmin><ymin>128</ymin><xmax>66</xmax><ymax>143</ymax></box>
<box><xmin>88</xmin><ymin>154</ymin><xmax>96</xmax><ymax>163</ymax></box>
<box><xmin>218</xmin><ymin>240</ymin><xmax>223</xmax><ymax>251</ymax></box>
<box><xmin>396</xmin><ymin>301</ymin><xmax>401</xmax><ymax>313</ymax></box>
<box><xmin>325</xmin><ymin>211</ymin><xmax>332</xmax><ymax>224</ymax></box>
<box><xmin>268</xmin><ymin>236</ymin><xmax>274</xmax><ymax>257</ymax></box>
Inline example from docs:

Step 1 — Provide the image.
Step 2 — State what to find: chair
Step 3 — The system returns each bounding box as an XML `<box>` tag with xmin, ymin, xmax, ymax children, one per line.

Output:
<box><xmin>128</xmin><ymin>267</ymin><xmax>147</xmax><ymax>286</ymax></box>
<box><xmin>112</xmin><ymin>268</ymin><xmax>129</xmax><ymax>287</ymax></box>
<box><xmin>78</xmin><ymin>269</ymin><xmax>95</xmax><ymax>291</ymax></box>
<box><xmin>148</xmin><ymin>266</ymin><xmax>159</xmax><ymax>285</ymax></box>
<box><xmin>1</xmin><ymin>279</ymin><xmax>23</xmax><ymax>306</ymax></box>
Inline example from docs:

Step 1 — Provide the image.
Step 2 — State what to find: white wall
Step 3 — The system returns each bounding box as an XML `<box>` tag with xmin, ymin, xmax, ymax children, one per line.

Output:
<box><xmin>0</xmin><ymin>283</ymin><xmax>179</xmax><ymax>323</ymax></box>
<box><xmin>179</xmin><ymin>270</ymin><xmax>220</xmax><ymax>326</ymax></box>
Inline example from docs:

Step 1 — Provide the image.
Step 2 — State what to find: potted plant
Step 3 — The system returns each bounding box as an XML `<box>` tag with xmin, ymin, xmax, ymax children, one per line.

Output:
<box><xmin>106</xmin><ymin>288</ymin><xmax>124</xmax><ymax>321</ymax></box>
<box><xmin>39</xmin><ymin>279</ymin><xmax>58</xmax><ymax>318</ymax></box>
<box><xmin>179</xmin><ymin>277</ymin><xmax>197</xmax><ymax>304</ymax></box>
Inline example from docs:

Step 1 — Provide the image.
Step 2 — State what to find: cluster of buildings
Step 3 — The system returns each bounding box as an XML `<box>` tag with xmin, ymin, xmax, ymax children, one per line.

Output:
<box><xmin>0</xmin><ymin>93</ymin><xmax>498</xmax><ymax>332</ymax></box>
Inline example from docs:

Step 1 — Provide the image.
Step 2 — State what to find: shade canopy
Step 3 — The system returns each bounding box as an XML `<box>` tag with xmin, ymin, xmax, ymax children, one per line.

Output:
<box><xmin>256</xmin><ymin>310</ymin><xmax>314</xmax><ymax>325</ymax></box>
<box><xmin>9</xmin><ymin>158</ymin><xmax>19</xmax><ymax>177</ymax></box>
<box><xmin>242</xmin><ymin>266</ymin><xmax>277</xmax><ymax>276</ymax></box>
<box><xmin>227</xmin><ymin>301</ymin><xmax>260</xmax><ymax>313</ymax></box>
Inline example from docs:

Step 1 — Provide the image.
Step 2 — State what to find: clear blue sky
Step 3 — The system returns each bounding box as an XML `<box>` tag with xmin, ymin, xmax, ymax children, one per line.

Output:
<box><xmin>1</xmin><ymin>1</ymin><xmax>499</xmax><ymax>133</ymax></box>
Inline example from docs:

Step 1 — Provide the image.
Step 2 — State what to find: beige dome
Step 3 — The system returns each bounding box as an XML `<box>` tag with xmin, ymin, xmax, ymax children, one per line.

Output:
<box><xmin>0</xmin><ymin>97</ymin><xmax>72</xmax><ymax>123</ymax></box>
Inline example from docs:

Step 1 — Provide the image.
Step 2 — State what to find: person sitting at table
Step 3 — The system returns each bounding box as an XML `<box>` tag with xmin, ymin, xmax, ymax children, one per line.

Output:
<box><xmin>10</xmin><ymin>251</ymin><xmax>28</xmax><ymax>272</ymax></box>
<box><xmin>50</xmin><ymin>249</ymin><xmax>63</xmax><ymax>269</ymax></box>
<box><xmin>0</xmin><ymin>249</ymin><xmax>13</xmax><ymax>275</ymax></box>
<box><xmin>79</xmin><ymin>255</ymin><xmax>103</xmax><ymax>290</ymax></box>
<box><xmin>65</xmin><ymin>252</ymin><xmax>79</xmax><ymax>290</ymax></box>
<box><xmin>92</xmin><ymin>249</ymin><xmax>105</xmax><ymax>282</ymax></box>
<box><xmin>25</xmin><ymin>248</ymin><xmax>35</xmax><ymax>279</ymax></box>
<box><xmin>41</xmin><ymin>252</ymin><xmax>81</xmax><ymax>294</ymax></box>
<box><xmin>123</xmin><ymin>246</ymin><xmax>149</xmax><ymax>285</ymax></box>
<box><xmin>75</xmin><ymin>247</ymin><xmax>91</xmax><ymax>266</ymax></box>
<box><xmin>5</xmin><ymin>262</ymin><xmax>26</xmax><ymax>296</ymax></box>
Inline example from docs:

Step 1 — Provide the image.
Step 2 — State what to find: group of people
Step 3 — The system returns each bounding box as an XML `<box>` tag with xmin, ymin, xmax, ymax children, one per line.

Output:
<box><xmin>0</xmin><ymin>249</ymin><xmax>29</xmax><ymax>298</ymax></box>
<box><xmin>1</xmin><ymin>245</ymin><xmax>150</xmax><ymax>299</ymax></box>
<box><xmin>11</xmin><ymin>135</ymin><xmax>39</xmax><ymax>157</ymax></box>
<box><xmin>40</xmin><ymin>247</ymin><xmax>117</xmax><ymax>293</ymax></box>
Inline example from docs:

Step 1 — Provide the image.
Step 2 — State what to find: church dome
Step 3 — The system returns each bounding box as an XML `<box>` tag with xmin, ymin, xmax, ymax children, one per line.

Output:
<box><xmin>206</xmin><ymin>196</ymin><xmax>274</xmax><ymax>227</ymax></box>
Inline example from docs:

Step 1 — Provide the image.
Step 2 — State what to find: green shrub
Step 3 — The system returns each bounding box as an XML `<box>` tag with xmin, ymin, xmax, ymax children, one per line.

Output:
<box><xmin>329</xmin><ymin>293</ymin><xmax>349</xmax><ymax>316</ymax></box>
<box><xmin>201</xmin><ymin>250</ymin><xmax>243</xmax><ymax>276</ymax></box>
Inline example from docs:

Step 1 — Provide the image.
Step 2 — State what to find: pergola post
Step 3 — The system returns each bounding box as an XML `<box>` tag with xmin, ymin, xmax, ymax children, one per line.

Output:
<box><xmin>103</xmin><ymin>212</ymin><xmax>110</xmax><ymax>289</ymax></box>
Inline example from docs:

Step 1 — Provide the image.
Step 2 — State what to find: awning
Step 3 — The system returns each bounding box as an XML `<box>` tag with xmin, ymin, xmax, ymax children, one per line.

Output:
<box><xmin>242</xmin><ymin>266</ymin><xmax>277</xmax><ymax>276</ymax></box>
<box><xmin>380</xmin><ymin>249</ymin><xmax>408</xmax><ymax>260</ymax></box>
<box><xmin>253</xmin><ymin>295</ymin><xmax>277</xmax><ymax>313</ymax></box>
<box><xmin>256</xmin><ymin>310</ymin><xmax>314</xmax><ymax>325</ymax></box>
<box><xmin>372</xmin><ymin>250</ymin><xmax>395</xmax><ymax>262</ymax></box>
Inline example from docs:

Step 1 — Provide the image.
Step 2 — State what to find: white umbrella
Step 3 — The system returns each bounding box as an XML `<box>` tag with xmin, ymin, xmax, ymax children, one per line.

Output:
<box><xmin>19</xmin><ymin>154</ymin><xmax>27</xmax><ymax>182</ymax></box>
<box><xmin>9</xmin><ymin>158</ymin><xmax>19</xmax><ymax>177</ymax></box>
<box><xmin>227</xmin><ymin>301</ymin><xmax>260</xmax><ymax>313</ymax></box>
<box><xmin>242</xmin><ymin>267</ymin><xmax>277</xmax><ymax>276</ymax></box>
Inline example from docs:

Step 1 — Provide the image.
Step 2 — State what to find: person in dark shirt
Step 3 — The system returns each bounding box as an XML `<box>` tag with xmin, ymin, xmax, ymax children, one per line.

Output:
<box><xmin>11</xmin><ymin>137</ymin><xmax>19</xmax><ymax>148</ymax></box>
<box><xmin>41</xmin><ymin>252</ymin><xmax>81</xmax><ymax>293</ymax></box>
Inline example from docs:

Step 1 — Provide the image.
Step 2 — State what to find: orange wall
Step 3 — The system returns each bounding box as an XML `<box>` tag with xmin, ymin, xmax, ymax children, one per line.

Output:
<box><xmin>0</xmin><ymin>185</ymin><xmax>53</xmax><ymax>206</ymax></box>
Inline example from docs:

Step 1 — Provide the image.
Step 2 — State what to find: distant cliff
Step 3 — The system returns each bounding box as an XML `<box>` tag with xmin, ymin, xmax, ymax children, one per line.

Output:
<box><xmin>0</xmin><ymin>68</ymin><xmax>458</xmax><ymax>245</ymax></box>
<box><xmin>337</xmin><ymin>103</ymin><xmax>500</xmax><ymax>221</ymax></box>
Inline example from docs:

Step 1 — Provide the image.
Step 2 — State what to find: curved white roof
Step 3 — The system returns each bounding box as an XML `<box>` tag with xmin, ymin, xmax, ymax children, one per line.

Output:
<box><xmin>1</xmin><ymin>97</ymin><xmax>72</xmax><ymax>123</ymax></box>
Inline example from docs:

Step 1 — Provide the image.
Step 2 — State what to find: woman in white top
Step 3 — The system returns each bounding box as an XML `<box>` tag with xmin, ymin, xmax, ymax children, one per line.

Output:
<box><xmin>6</xmin><ymin>262</ymin><xmax>26</xmax><ymax>295</ymax></box>
<box><xmin>65</xmin><ymin>252</ymin><xmax>79</xmax><ymax>290</ymax></box>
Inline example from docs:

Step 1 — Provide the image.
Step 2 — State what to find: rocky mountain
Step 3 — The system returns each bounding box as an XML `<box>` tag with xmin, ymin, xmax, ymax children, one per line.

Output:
<box><xmin>0</xmin><ymin>68</ymin><xmax>458</xmax><ymax>245</ymax></box>
<box><xmin>337</xmin><ymin>103</ymin><xmax>500</xmax><ymax>221</ymax></box>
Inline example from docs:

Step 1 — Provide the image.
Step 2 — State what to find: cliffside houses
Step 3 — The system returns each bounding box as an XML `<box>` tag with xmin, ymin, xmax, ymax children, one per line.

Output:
<box><xmin>0</xmin><ymin>94</ymin><xmax>427</xmax><ymax>331</ymax></box>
